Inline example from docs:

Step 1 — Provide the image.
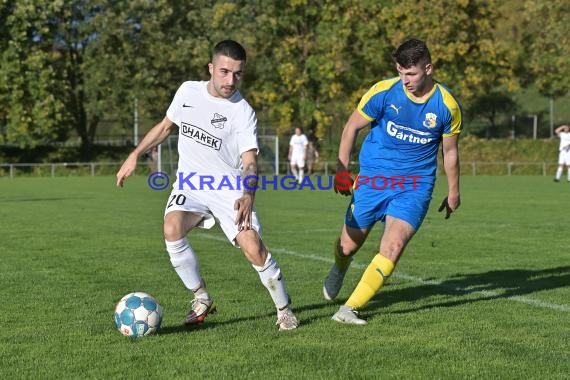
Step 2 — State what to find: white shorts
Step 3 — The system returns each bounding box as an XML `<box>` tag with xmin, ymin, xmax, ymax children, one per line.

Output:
<box><xmin>164</xmin><ymin>188</ymin><xmax>262</xmax><ymax>247</ymax></box>
<box><xmin>290</xmin><ymin>154</ymin><xmax>305</xmax><ymax>168</ymax></box>
<box><xmin>558</xmin><ymin>149</ymin><xmax>570</xmax><ymax>165</ymax></box>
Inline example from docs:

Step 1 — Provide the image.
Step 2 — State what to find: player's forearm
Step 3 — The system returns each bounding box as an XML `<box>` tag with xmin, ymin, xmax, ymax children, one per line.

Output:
<box><xmin>338</xmin><ymin>109</ymin><xmax>369</xmax><ymax>171</ymax></box>
<box><xmin>241</xmin><ymin>160</ymin><xmax>258</xmax><ymax>198</ymax></box>
<box><xmin>130</xmin><ymin>118</ymin><xmax>172</xmax><ymax>159</ymax></box>
<box><xmin>441</xmin><ymin>135</ymin><xmax>460</xmax><ymax>196</ymax></box>
<box><xmin>443</xmin><ymin>150</ymin><xmax>460</xmax><ymax>196</ymax></box>
<box><xmin>337</xmin><ymin>129</ymin><xmax>356</xmax><ymax>171</ymax></box>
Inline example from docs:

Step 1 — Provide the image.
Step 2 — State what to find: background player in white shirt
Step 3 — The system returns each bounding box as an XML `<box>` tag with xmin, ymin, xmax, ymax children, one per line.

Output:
<box><xmin>116</xmin><ymin>40</ymin><xmax>298</xmax><ymax>331</ymax></box>
<box><xmin>288</xmin><ymin>127</ymin><xmax>309</xmax><ymax>183</ymax></box>
<box><xmin>554</xmin><ymin>124</ymin><xmax>570</xmax><ymax>182</ymax></box>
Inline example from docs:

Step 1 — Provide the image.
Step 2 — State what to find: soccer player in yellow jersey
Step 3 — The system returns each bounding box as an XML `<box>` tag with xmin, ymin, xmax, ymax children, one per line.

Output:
<box><xmin>324</xmin><ymin>38</ymin><xmax>462</xmax><ymax>325</ymax></box>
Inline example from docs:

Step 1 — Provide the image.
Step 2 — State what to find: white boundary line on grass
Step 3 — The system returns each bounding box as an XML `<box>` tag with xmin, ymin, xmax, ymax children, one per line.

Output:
<box><xmin>194</xmin><ymin>232</ymin><xmax>570</xmax><ymax>313</ymax></box>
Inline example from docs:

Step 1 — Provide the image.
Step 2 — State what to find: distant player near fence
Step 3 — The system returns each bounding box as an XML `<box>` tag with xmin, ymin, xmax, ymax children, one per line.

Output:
<box><xmin>553</xmin><ymin>124</ymin><xmax>570</xmax><ymax>182</ymax></box>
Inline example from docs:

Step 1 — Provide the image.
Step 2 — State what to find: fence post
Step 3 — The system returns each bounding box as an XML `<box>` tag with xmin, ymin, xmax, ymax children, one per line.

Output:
<box><xmin>91</xmin><ymin>163</ymin><xmax>95</xmax><ymax>176</ymax></box>
<box><xmin>51</xmin><ymin>164</ymin><xmax>55</xmax><ymax>177</ymax></box>
<box><xmin>10</xmin><ymin>164</ymin><xmax>14</xmax><ymax>178</ymax></box>
<box><xmin>508</xmin><ymin>162</ymin><xmax>512</xmax><ymax>176</ymax></box>
<box><xmin>274</xmin><ymin>136</ymin><xmax>279</xmax><ymax>176</ymax></box>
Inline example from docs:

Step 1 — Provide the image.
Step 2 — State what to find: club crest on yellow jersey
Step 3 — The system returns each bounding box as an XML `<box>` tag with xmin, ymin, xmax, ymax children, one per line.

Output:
<box><xmin>423</xmin><ymin>113</ymin><xmax>437</xmax><ymax>129</ymax></box>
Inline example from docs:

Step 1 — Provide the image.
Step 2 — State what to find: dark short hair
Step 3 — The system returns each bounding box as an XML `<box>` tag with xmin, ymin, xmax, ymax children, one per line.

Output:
<box><xmin>392</xmin><ymin>38</ymin><xmax>431</xmax><ymax>68</ymax></box>
<box><xmin>212</xmin><ymin>40</ymin><xmax>247</xmax><ymax>62</ymax></box>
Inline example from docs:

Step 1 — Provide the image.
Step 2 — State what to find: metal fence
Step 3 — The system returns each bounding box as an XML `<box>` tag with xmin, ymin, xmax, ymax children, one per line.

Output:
<box><xmin>0</xmin><ymin>160</ymin><xmax>561</xmax><ymax>178</ymax></box>
<box><xmin>0</xmin><ymin>162</ymin><xmax>119</xmax><ymax>178</ymax></box>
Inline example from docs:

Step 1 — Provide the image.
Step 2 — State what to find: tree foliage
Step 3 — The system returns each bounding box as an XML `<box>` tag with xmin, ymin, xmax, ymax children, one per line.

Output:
<box><xmin>520</xmin><ymin>1</ymin><xmax>570</xmax><ymax>99</ymax></box>
<box><xmin>0</xmin><ymin>0</ymin><xmax>71</xmax><ymax>147</ymax></box>
<box><xmin>0</xmin><ymin>0</ymin><xmax>567</xmax><ymax>159</ymax></box>
<box><xmin>378</xmin><ymin>0</ymin><xmax>518</xmax><ymax>103</ymax></box>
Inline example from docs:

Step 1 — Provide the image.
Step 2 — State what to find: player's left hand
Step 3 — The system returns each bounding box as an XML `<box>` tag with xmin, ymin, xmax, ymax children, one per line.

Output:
<box><xmin>438</xmin><ymin>195</ymin><xmax>460</xmax><ymax>219</ymax></box>
<box><xmin>234</xmin><ymin>194</ymin><xmax>254</xmax><ymax>230</ymax></box>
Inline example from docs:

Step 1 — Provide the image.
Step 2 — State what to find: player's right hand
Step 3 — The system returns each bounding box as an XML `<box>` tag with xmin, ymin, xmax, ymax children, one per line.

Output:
<box><xmin>116</xmin><ymin>155</ymin><xmax>138</xmax><ymax>187</ymax></box>
<box><xmin>334</xmin><ymin>171</ymin><xmax>354</xmax><ymax>196</ymax></box>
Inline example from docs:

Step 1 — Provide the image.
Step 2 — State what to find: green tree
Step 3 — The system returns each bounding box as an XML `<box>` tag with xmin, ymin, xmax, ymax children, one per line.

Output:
<box><xmin>206</xmin><ymin>0</ymin><xmax>389</xmax><ymax>142</ymax></box>
<box><xmin>0</xmin><ymin>1</ymin><xmax>207</xmax><ymax>157</ymax></box>
<box><xmin>520</xmin><ymin>1</ymin><xmax>570</xmax><ymax>99</ymax></box>
<box><xmin>0</xmin><ymin>0</ymin><xmax>71</xmax><ymax>148</ymax></box>
<box><xmin>378</xmin><ymin>0</ymin><xmax>518</xmax><ymax>106</ymax></box>
<box><xmin>83</xmin><ymin>0</ymin><xmax>222</xmax><ymax>153</ymax></box>
<box><xmin>0</xmin><ymin>0</ymin><xmax>547</xmax><ymax>160</ymax></box>
<box><xmin>517</xmin><ymin>1</ymin><xmax>570</xmax><ymax>136</ymax></box>
<box><xmin>468</xmin><ymin>92</ymin><xmax>516</xmax><ymax>137</ymax></box>
<box><xmin>209</xmin><ymin>0</ymin><xmax>519</xmax><ymax>143</ymax></box>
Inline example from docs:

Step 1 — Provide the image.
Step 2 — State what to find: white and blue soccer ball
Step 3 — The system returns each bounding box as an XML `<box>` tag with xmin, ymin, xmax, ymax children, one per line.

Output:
<box><xmin>114</xmin><ymin>292</ymin><xmax>163</xmax><ymax>338</ymax></box>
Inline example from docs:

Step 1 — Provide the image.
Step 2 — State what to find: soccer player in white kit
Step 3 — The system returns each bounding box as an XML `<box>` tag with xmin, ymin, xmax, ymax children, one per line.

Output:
<box><xmin>116</xmin><ymin>40</ymin><xmax>298</xmax><ymax>331</ymax></box>
<box><xmin>288</xmin><ymin>127</ymin><xmax>308</xmax><ymax>183</ymax></box>
<box><xmin>554</xmin><ymin>124</ymin><xmax>570</xmax><ymax>182</ymax></box>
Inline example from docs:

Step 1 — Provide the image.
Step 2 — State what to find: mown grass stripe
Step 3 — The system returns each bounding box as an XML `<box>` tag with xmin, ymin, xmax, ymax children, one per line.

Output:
<box><xmin>195</xmin><ymin>232</ymin><xmax>570</xmax><ymax>313</ymax></box>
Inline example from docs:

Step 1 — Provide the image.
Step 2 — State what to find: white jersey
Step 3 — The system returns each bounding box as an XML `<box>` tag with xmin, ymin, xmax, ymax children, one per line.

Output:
<box><xmin>166</xmin><ymin>81</ymin><xmax>258</xmax><ymax>185</ymax></box>
<box><xmin>289</xmin><ymin>134</ymin><xmax>308</xmax><ymax>157</ymax></box>
<box><xmin>559</xmin><ymin>132</ymin><xmax>570</xmax><ymax>152</ymax></box>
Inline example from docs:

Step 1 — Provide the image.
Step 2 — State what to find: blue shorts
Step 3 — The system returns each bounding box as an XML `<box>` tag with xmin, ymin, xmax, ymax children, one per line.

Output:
<box><xmin>344</xmin><ymin>173</ymin><xmax>434</xmax><ymax>231</ymax></box>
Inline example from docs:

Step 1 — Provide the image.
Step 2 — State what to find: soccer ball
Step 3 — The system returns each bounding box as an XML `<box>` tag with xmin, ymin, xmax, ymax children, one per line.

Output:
<box><xmin>114</xmin><ymin>292</ymin><xmax>163</xmax><ymax>338</ymax></box>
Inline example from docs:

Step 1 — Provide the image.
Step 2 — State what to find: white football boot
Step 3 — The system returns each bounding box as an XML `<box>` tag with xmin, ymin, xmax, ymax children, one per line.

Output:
<box><xmin>331</xmin><ymin>305</ymin><xmax>367</xmax><ymax>325</ymax></box>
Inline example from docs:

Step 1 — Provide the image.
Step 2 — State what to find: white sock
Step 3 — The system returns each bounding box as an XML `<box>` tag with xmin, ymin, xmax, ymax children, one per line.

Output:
<box><xmin>165</xmin><ymin>238</ymin><xmax>207</xmax><ymax>297</ymax></box>
<box><xmin>298</xmin><ymin>169</ymin><xmax>304</xmax><ymax>182</ymax></box>
<box><xmin>567</xmin><ymin>169</ymin><xmax>570</xmax><ymax>181</ymax></box>
<box><xmin>556</xmin><ymin>167</ymin><xmax>563</xmax><ymax>180</ymax></box>
<box><xmin>252</xmin><ymin>253</ymin><xmax>290</xmax><ymax>310</ymax></box>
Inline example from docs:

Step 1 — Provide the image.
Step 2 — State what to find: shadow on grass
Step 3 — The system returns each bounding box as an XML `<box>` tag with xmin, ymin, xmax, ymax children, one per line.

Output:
<box><xmin>156</xmin><ymin>300</ymin><xmax>337</xmax><ymax>334</ymax></box>
<box><xmin>155</xmin><ymin>266</ymin><xmax>569</xmax><ymax>332</ymax></box>
<box><xmin>156</xmin><ymin>310</ymin><xmax>297</xmax><ymax>335</ymax></box>
<box><xmin>158</xmin><ymin>322</ymin><xmax>219</xmax><ymax>335</ymax></box>
<box><xmin>368</xmin><ymin>265</ymin><xmax>570</xmax><ymax>315</ymax></box>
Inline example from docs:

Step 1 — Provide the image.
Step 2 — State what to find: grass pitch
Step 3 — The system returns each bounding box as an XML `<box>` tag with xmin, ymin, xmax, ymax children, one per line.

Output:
<box><xmin>0</xmin><ymin>175</ymin><xmax>568</xmax><ymax>379</ymax></box>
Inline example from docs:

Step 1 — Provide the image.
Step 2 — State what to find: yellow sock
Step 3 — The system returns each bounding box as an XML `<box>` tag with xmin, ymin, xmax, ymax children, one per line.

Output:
<box><xmin>334</xmin><ymin>238</ymin><xmax>352</xmax><ymax>272</ymax></box>
<box><xmin>346</xmin><ymin>254</ymin><xmax>394</xmax><ymax>309</ymax></box>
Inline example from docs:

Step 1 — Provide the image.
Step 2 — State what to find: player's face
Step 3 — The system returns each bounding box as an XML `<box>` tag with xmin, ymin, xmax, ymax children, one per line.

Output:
<box><xmin>208</xmin><ymin>55</ymin><xmax>244</xmax><ymax>98</ymax></box>
<box><xmin>396</xmin><ymin>62</ymin><xmax>433</xmax><ymax>97</ymax></box>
